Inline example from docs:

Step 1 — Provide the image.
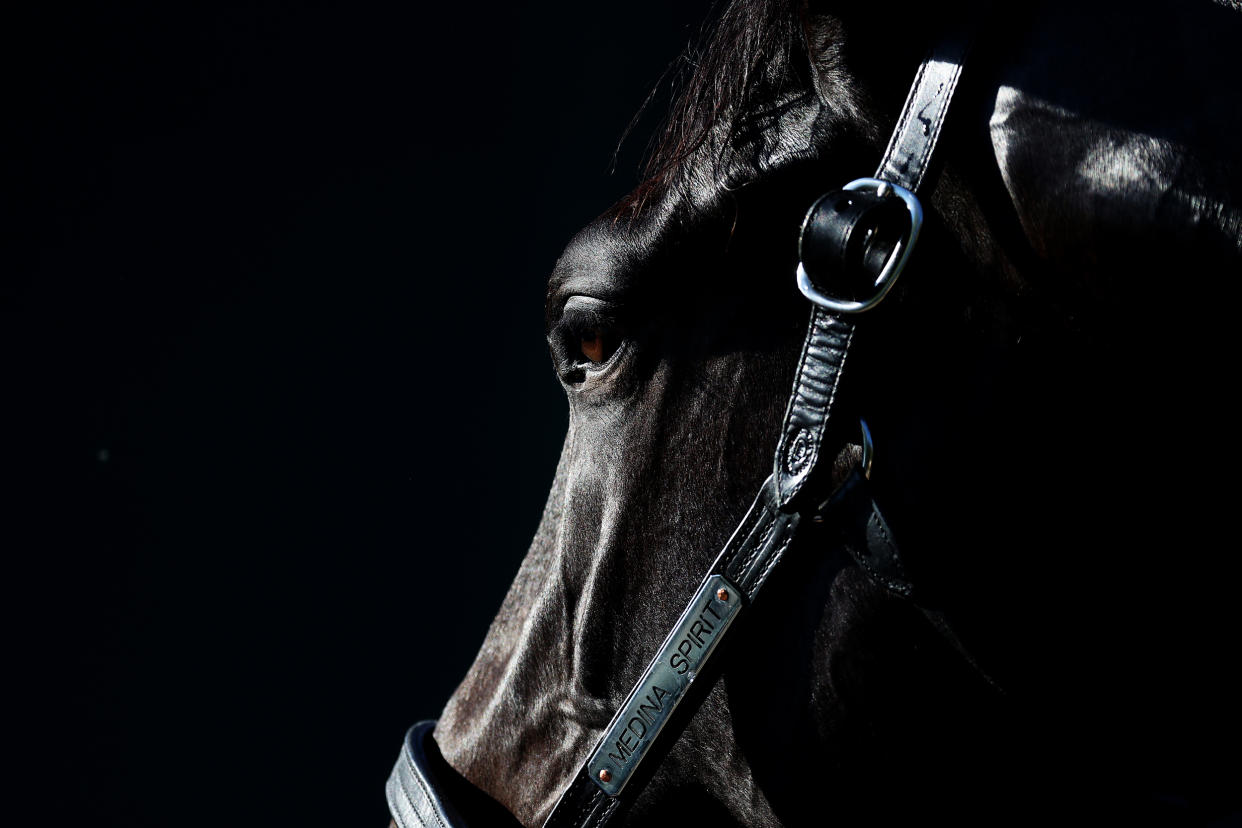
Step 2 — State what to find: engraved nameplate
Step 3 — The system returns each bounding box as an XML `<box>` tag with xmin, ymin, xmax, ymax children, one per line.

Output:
<box><xmin>587</xmin><ymin>574</ymin><xmax>743</xmax><ymax>796</ymax></box>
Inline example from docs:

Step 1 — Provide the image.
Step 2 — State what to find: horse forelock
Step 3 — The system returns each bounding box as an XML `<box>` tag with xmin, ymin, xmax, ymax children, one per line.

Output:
<box><xmin>618</xmin><ymin>0</ymin><xmax>1000</xmax><ymax>218</ymax></box>
<box><xmin>615</xmin><ymin>0</ymin><xmax>875</xmax><ymax>220</ymax></box>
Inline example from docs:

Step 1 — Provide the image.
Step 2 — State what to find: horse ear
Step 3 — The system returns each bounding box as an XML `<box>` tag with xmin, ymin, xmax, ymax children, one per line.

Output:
<box><xmin>798</xmin><ymin>8</ymin><xmax>857</xmax><ymax>112</ymax></box>
<box><xmin>800</xmin><ymin>1</ymin><xmax>945</xmax><ymax>123</ymax></box>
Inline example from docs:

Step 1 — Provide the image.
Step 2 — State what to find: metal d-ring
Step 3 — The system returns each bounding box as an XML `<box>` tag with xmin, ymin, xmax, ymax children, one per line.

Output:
<box><xmin>811</xmin><ymin>419</ymin><xmax>875</xmax><ymax>522</ymax></box>
<box><xmin>859</xmin><ymin>418</ymin><xmax>873</xmax><ymax>480</ymax></box>
<box><xmin>796</xmin><ymin>178</ymin><xmax>923</xmax><ymax>314</ymax></box>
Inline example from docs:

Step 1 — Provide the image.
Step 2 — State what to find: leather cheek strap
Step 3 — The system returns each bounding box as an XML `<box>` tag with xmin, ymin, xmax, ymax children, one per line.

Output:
<box><xmin>774</xmin><ymin>311</ymin><xmax>857</xmax><ymax>509</ymax></box>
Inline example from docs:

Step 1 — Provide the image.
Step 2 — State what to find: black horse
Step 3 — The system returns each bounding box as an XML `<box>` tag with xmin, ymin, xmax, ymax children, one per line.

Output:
<box><xmin>392</xmin><ymin>1</ymin><xmax>1242</xmax><ymax>824</ymax></box>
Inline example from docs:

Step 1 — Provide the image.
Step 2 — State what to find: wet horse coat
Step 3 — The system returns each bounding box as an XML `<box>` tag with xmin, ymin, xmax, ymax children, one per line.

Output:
<box><xmin>411</xmin><ymin>1</ymin><xmax>1242</xmax><ymax>824</ymax></box>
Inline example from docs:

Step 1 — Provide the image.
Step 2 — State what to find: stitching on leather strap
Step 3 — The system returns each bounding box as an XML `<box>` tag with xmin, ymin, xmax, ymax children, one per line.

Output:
<box><xmin>881</xmin><ymin>57</ymin><xmax>930</xmax><ymax>168</ymax></box>
<box><xmin>718</xmin><ymin>482</ymin><xmax>772</xmax><ymax>573</ymax></box>
<box><xmin>781</xmin><ymin>314</ymin><xmax>855</xmax><ymax>507</ymax></box>
<box><xmin>775</xmin><ymin>306</ymin><xmax>822</xmax><ymax>502</ymax></box>
<box><xmin>731</xmin><ymin>508</ymin><xmax>778</xmax><ymax>581</ymax></box>
<box><xmin>911</xmin><ymin>60</ymin><xmax>964</xmax><ymax>190</ymax></box>
<box><xmin>400</xmin><ymin>736</ymin><xmax>450</xmax><ymax>828</ymax></box>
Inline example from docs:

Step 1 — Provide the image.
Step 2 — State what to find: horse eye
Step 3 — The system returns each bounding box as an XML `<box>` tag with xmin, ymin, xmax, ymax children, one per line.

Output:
<box><xmin>580</xmin><ymin>329</ymin><xmax>617</xmax><ymax>364</ymax></box>
<box><xmin>556</xmin><ymin>296</ymin><xmax>623</xmax><ymax>375</ymax></box>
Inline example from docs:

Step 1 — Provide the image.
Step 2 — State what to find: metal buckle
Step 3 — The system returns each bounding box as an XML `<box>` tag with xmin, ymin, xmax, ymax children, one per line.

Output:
<box><xmin>796</xmin><ymin>177</ymin><xmax>923</xmax><ymax>314</ymax></box>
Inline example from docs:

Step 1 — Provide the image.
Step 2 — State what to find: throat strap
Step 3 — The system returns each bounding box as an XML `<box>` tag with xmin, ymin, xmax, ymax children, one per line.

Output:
<box><xmin>540</xmin><ymin>30</ymin><xmax>972</xmax><ymax>828</ymax></box>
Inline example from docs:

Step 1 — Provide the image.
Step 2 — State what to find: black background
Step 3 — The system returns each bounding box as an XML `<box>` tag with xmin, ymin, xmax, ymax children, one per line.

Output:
<box><xmin>5</xmin><ymin>3</ymin><xmax>713</xmax><ymax>825</ymax></box>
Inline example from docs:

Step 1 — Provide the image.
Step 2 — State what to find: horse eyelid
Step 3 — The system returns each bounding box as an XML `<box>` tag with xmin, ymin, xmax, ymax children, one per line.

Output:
<box><xmin>549</xmin><ymin>299</ymin><xmax>629</xmax><ymax>382</ymax></box>
<box><xmin>558</xmin><ymin>296</ymin><xmax>615</xmax><ymax>329</ymax></box>
<box><xmin>556</xmin><ymin>300</ymin><xmax>625</xmax><ymax>348</ymax></box>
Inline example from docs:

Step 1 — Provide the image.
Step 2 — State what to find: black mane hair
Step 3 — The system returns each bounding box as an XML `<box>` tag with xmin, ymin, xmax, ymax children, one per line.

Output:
<box><xmin>619</xmin><ymin>0</ymin><xmax>815</xmax><ymax>209</ymax></box>
<box><xmin>621</xmin><ymin>0</ymin><xmax>996</xmax><ymax>212</ymax></box>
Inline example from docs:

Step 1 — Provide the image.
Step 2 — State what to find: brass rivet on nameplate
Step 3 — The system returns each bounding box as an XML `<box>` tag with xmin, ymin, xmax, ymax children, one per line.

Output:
<box><xmin>598</xmin><ymin>769</ymin><xmax>612</xmax><ymax>783</ymax></box>
<box><xmin>716</xmin><ymin>588</ymin><xmax>729</xmax><ymax>602</ymax></box>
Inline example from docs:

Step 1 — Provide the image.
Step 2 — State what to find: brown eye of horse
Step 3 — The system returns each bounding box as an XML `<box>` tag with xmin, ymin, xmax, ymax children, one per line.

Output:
<box><xmin>580</xmin><ymin>329</ymin><xmax>615</xmax><ymax>364</ymax></box>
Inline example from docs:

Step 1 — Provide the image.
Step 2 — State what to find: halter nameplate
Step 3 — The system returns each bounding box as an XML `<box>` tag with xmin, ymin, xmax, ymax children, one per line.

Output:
<box><xmin>587</xmin><ymin>575</ymin><xmax>742</xmax><ymax>796</ymax></box>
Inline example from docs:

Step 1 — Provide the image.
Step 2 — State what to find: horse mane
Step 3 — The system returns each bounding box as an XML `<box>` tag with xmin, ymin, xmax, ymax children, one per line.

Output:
<box><xmin>618</xmin><ymin>0</ymin><xmax>814</xmax><ymax>213</ymax></box>
<box><xmin>617</xmin><ymin>0</ymin><xmax>1003</xmax><ymax>217</ymax></box>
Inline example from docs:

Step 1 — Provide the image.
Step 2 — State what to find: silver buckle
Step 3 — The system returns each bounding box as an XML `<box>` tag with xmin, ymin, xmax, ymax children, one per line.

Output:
<box><xmin>796</xmin><ymin>177</ymin><xmax>923</xmax><ymax>314</ymax></box>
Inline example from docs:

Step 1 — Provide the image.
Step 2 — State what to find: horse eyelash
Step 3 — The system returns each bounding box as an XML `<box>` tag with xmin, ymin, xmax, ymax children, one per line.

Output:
<box><xmin>554</xmin><ymin>304</ymin><xmax>625</xmax><ymax>346</ymax></box>
<box><xmin>549</xmin><ymin>303</ymin><xmax>629</xmax><ymax>383</ymax></box>
<box><xmin>558</xmin><ymin>304</ymin><xmax>609</xmax><ymax>333</ymax></box>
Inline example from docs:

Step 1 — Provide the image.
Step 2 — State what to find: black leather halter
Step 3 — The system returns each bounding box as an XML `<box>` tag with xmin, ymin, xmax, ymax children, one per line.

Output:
<box><xmin>387</xmin><ymin>29</ymin><xmax>973</xmax><ymax>828</ymax></box>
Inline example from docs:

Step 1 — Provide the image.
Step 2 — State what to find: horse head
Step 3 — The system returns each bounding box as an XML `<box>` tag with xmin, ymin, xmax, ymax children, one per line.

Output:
<box><xmin>417</xmin><ymin>1</ymin><xmax>1242</xmax><ymax>824</ymax></box>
